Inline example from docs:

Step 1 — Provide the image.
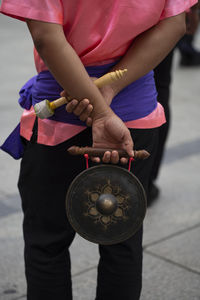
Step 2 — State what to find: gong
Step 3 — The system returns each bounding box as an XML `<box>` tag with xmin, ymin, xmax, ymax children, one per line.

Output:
<box><xmin>66</xmin><ymin>164</ymin><xmax>146</xmax><ymax>245</ymax></box>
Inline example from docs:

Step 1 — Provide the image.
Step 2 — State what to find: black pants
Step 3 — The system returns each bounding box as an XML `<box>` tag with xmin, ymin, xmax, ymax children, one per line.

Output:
<box><xmin>151</xmin><ymin>50</ymin><xmax>174</xmax><ymax>181</ymax></box>
<box><xmin>177</xmin><ymin>34</ymin><xmax>196</xmax><ymax>55</ymax></box>
<box><xmin>18</xmin><ymin>126</ymin><xmax>158</xmax><ymax>300</ymax></box>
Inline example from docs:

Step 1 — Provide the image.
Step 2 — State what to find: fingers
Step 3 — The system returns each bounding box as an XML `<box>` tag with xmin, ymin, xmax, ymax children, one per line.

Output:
<box><xmin>86</xmin><ymin>117</ymin><xmax>92</xmax><ymax>127</ymax></box>
<box><xmin>91</xmin><ymin>156</ymin><xmax>101</xmax><ymax>163</ymax></box>
<box><xmin>79</xmin><ymin>104</ymin><xmax>93</xmax><ymax>121</ymax></box>
<box><xmin>93</xmin><ymin>151</ymin><xmax>119</xmax><ymax>164</ymax></box>
<box><xmin>65</xmin><ymin>98</ymin><xmax>93</xmax><ymax>123</ymax></box>
<box><xmin>66</xmin><ymin>99</ymin><xmax>79</xmax><ymax>113</ymax></box>
<box><xmin>60</xmin><ymin>90</ymin><xmax>70</xmax><ymax>98</ymax></box>
<box><xmin>60</xmin><ymin>90</ymin><xmax>66</xmax><ymax>97</ymax></box>
<box><xmin>102</xmin><ymin>151</ymin><xmax>129</xmax><ymax>164</ymax></box>
<box><xmin>120</xmin><ymin>157</ymin><xmax>128</xmax><ymax>164</ymax></box>
<box><xmin>102</xmin><ymin>151</ymin><xmax>113</xmax><ymax>163</ymax></box>
<box><xmin>91</xmin><ymin>151</ymin><xmax>128</xmax><ymax>164</ymax></box>
<box><xmin>66</xmin><ymin>98</ymin><xmax>88</xmax><ymax>115</ymax></box>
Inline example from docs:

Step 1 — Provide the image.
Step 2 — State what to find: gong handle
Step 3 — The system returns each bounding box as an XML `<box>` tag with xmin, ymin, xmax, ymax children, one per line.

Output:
<box><xmin>67</xmin><ymin>146</ymin><xmax>150</xmax><ymax>160</ymax></box>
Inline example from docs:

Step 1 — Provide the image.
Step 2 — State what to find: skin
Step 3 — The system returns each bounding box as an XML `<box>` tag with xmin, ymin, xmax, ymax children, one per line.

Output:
<box><xmin>27</xmin><ymin>20</ymin><xmax>134</xmax><ymax>163</ymax></box>
<box><xmin>26</xmin><ymin>12</ymin><xmax>186</xmax><ymax>164</ymax></box>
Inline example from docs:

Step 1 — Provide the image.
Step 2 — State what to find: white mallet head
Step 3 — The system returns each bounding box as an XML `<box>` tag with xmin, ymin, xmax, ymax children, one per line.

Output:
<box><xmin>34</xmin><ymin>100</ymin><xmax>54</xmax><ymax>119</ymax></box>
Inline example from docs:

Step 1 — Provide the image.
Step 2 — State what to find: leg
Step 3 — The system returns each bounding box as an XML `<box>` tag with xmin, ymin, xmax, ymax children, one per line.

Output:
<box><xmin>153</xmin><ymin>50</ymin><xmax>174</xmax><ymax>181</ymax></box>
<box><xmin>96</xmin><ymin>128</ymin><xmax>158</xmax><ymax>300</ymax></box>
<box><xmin>177</xmin><ymin>34</ymin><xmax>200</xmax><ymax>66</ymax></box>
<box><xmin>18</xmin><ymin>127</ymin><xmax>92</xmax><ymax>300</ymax></box>
<box><xmin>148</xmin><ymin>50</ymin><xmax>174</xmax><ymax>203</ymax></box>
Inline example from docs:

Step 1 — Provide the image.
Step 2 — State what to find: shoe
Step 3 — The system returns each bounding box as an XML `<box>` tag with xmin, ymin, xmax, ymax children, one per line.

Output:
<box><xmin>147</xmin><ymin>182</ymin><xmax>160</xmax><ymax>207</ymax></box>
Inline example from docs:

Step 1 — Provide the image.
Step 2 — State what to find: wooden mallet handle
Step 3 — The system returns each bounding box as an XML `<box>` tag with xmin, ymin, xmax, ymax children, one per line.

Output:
<box><xmin>67</xmin><ymin>146</ymin><xmax>150</xmax><ymax>160</ymax></box>
<box><xmin>94</xmin><ymin>69</ymin><xmax>127</xmax><ymax>89</ymax></box>
<box><xmin>50</xmin><ymin>97</ymin><xmax>68</xmax><ymax>110</ymax></box>
<box><xmin>49</xmin><ymin>69</ymin><xmax>128</xmax><ymax>110</ymax></box>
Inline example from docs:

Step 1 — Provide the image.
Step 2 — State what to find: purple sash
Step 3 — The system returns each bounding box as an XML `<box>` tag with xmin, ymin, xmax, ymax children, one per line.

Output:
<box><xmin>1</xmin><ymin>62</ymin><xmax>157</xmax><ymax>159</ymax></box>
<box><xmin>30</xmin><ymin>63</ymin><xmax>157</xmax><ymax>124</ymax></box>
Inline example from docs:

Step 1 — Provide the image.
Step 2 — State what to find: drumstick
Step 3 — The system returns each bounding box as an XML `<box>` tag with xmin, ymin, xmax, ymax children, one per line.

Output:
<box><xmin>67</xmin><ymin>146</ymin><xmax>150</xmax><ymax>160</ymax></box>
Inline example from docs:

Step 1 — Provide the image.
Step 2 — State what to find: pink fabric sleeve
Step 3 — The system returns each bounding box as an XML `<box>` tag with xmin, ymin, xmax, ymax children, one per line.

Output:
<box><xmin>160</xmin><ymin>0</ymin><xmax>198</xmax><ymax>20</ymax></box>
<box><xmin>0</xmin><ymin>0</ymin><xmax>63</xmax><ymax>24</ymax></box>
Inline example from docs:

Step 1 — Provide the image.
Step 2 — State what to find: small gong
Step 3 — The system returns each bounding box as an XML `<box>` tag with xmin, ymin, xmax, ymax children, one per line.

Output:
<box><xmin>66</xmin><ymin>164</ymin><xmax>146</xmax><ymax>245</ymax></box>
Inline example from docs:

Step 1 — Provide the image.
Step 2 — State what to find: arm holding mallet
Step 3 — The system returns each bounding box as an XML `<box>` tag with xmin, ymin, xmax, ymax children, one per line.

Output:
<box><xmin>34</xmin><ymin>69</ymin><xmax>127</xmax><ymax>119</ymax></box>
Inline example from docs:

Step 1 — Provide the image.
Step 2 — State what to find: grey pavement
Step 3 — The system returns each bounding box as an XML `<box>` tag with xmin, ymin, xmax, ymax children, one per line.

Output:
<box><xmin>0</xmin><ymin>14</ymin><xmax>200</xmax><ymax>300</ymax></box>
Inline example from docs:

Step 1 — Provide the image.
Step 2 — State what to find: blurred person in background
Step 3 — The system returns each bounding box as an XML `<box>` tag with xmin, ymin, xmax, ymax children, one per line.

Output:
<box><xmin>178</xmin><ymin>2</ymin><xmax>200</xmax><ymax>66</ymax></box>
<box><xmin>148</xmin><ymin>2</ymin><xmax>200</xmax><ymax>205</ymax></box>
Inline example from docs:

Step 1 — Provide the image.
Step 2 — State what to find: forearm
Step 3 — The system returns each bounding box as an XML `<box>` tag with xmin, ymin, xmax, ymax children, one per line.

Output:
<box><xmin>109</xmin><ymin>13</ymin><xmax>186</xmax><ymax>96</ymax></box>
<box><xmin>26</xmin><ymin>20</ymin><xmax>111</xmax><ymax>119</ymax></box>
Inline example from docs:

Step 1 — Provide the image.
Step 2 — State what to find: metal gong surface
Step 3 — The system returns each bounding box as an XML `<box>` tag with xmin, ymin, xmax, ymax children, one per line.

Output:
<box><xmin>66</xmin><ymin>165</ymin><xmax>146</xmax><ymax>245</ymax></box>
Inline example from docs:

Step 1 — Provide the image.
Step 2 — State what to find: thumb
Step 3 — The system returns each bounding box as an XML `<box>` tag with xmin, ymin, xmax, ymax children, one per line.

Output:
<box><xmin>123</xmin><ymin>131</ymin><xmax>134</xmax><ymax>157</ymax></box>
<box><xmin>60</xmin><ymin>90</ymin><xmax>70</xmax><ymax>98</ymax></box>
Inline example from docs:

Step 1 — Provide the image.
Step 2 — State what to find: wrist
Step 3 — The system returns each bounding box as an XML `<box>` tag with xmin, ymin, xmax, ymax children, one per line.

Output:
<box><xmin>92</xmin><ymin>106</ymin><xmax>114</xmax><ymax>121</ymax></box>
<box><xmin>99</xmin><ymin>84</ymin><xmax>117</xmax><ymax>105</ymax></box>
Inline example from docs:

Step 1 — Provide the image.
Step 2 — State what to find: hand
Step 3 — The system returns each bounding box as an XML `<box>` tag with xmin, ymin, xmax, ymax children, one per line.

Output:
<box><xmin>92</xmin><ymin>112</ymin><xmax>134</xmax><ymax>164</ymax></box>
<box><xmin>61</xmin><ymin>84</ymin><xmax>133</xmax><ymax>164</ymax></box>
<box><xmin>60</xmin><ymin>91</ymin><xmax>93</xmax><ymax>126</ymax></box>
<box><xmin>61</xmin><ymin>77</ymin><xmax>116</xmax><ymax>126</ymax></box>
<box><xmin>66</xmin><ymin>98</ymin><xmax>93</xmax><ymax>126</ymax></box>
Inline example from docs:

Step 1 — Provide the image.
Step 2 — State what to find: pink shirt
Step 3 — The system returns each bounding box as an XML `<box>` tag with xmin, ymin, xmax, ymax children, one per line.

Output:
<box><xmin>1</xmin><ymin>0</ymin><xmax>197</xmax><ymax>71</ymax></box>
<box><xmin>0</xmin><ymin>0</ymin><xmax>197</xmax><ymax>146</ymax></box>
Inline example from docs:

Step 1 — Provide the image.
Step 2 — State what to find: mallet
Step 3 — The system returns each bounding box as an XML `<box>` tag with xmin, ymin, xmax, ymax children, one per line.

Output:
<box><xmin>34</xmin><ymin>69</ymin><xmax>127</xmax><ymax>119</ymax></box>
